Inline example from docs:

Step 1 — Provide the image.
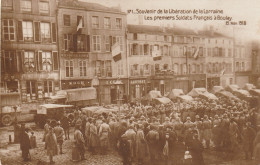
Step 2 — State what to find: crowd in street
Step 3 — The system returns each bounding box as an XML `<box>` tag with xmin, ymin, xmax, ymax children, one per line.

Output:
<box><xmin>18</xmin><ymin>95</ymin><xmax>260</xmax><ymax>165</ymax></box>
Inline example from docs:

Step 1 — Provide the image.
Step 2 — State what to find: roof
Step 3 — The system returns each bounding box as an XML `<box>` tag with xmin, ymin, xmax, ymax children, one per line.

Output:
<box><xmin>127</xmin><ymin>24</ymin><xmax>197</xmax><ymax>35</ymax></box>
<box><xmin>198</xmin><ymin>30</ymin><xmax>232</xmax><ymax>39</ymax></box>
<box><xmin>59</xmin><ymin>0</ymin><xmax>124</xmax><ymax>14</ymax></box>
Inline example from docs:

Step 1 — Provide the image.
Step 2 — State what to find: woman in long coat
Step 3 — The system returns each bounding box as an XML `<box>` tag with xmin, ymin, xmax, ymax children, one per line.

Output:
<box><xmin>45</xmin><ymin>127</ymin><xmax>58</xmax><ymax>164</ymax></box>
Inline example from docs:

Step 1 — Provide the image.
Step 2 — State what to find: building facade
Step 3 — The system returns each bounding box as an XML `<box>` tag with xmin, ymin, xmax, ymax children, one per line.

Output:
<box><xmin>1</xmin><ymin>0</ymin><xmax>59</xmax><ymax>103</ymax></box>
<box><xmin>200</xmin><ymin>30</ymin><xmax>234</xmax><ymax>90</ymax></box>
<box><xmin>234</xmin><ymin>39</ymin><xmax>253</xmax><ymax>87</ymax></box>
<box><xmin>252</xmin><ymin>41</ymin><xmax>260</xmax><ymax>88</ymax></box>
<box><xmin>57</xmin><ymin>0</ymin><xmax>127</xmax><ymax>105</ymax></box>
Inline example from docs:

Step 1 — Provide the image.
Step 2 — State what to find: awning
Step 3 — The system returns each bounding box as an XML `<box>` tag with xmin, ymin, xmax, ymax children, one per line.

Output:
<box><xmin>167</xmin><ymin>89</ymin><xmax>184</xmax><ymax>99</ymax></box>
<box><xmin>216</xmin><ymin>91</ymin><xmax>239</xmax><ymax>100</ymax></box>
<box><xmin>188</xmin><ymin>88</ymin><xmax>207</xmax><ymax>97</ymax></box>
<box><xmin>154</xmin><ymin>97</ymin><xmax>172</xmax><ymax>104</ymax></box>
<box><xmin>226</xmin><ymin>84</ymin><xmax>240</xmax><ymax>92</ymax></box>
<box><xmin>177</xmin><ymin>95</ymin><xmax>193</xmax><ymax>102</ymax></box>
<box><xmin>244</xmin><ymin>83</ymin><xmax>256</xmax><ymax>91</ymax></box>
<box><xmin>147</xmin><ymin>90</ymin><xmax>162</xmax><ymax>100</ymax></box>
<box><xmin>249</xmin><ymin>89</ymin><xmax>260</xmax><ymax>96</ymax></box>
<box><xmin>212</xmin><ymin>86</ymin><xmax>224</xmax><ymax>94</ymax></box>
<box><xmin>199</xmin><ymin>92</ymin><xmax>218</xmax><ymax>100</ymax></box>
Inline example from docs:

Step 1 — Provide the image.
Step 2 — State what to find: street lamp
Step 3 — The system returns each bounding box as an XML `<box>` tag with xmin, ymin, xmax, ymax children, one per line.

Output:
<box><xmin>114</xmin><ymin>78</ymin><xmax>123</xmax><ymax>113</ymax></box>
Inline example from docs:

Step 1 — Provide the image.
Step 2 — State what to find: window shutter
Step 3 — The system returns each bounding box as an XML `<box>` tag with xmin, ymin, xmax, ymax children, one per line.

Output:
<box><xmin>34</xmin><ymin>22</ymin><xmax>40</xmax><ymax>42</ymax></box>
<box><xmin>73</xmin><ymin>34</ymin><xmax>77</xmax><ymax>52</ymax></box>
<box><xmin>109</xmin><ymin>36</ymin><xmax>113</xmax><ymax>52</ymax></box>
<box><xmin>17</xmin><ymin>51</ymin><xmax>22</xmax><ymax>72</ymax></box>
<box><xmin>38</xmin><ymin>51</ymin><xmax>42</xmax><ymax>71</ymax></box>
<box><xmin>112</xmin><ymin>36</ymin><xmax>116</xmax><ymax>45</ymax></box>
<box><xmin>17</xmin><ymin>21</ymin><xmax>23</xmax><ymax>41</ymax></box>
<box><xmin>1</xmin><ymin>50</ymin><xmax>5</xmax><ymax>73</ymax></box>
<box><xmin>52</xmin><ymin>51</ymin><xmax>59</xmax><ymax>70</ymax></box>
<box><xmin>20</xmin><ymin>51</ymin><xmax>25</xmax><ymax>72</ymax></box>
<box><xmin>51</xmin><ymin>23</ymin><xmax>57</xmax><ymax>43</ymax></box>
<box><xmin>14</xmin><ymin>51</ymin><xmax>18</xmax><ymax>72</ymax></box>
<box><xmin>86</xmin><ymin>35</ymin><xmax>90</xmax><ymax>52</ymax></box>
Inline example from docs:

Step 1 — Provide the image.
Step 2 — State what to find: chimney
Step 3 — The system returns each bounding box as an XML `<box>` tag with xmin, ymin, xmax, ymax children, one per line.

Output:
<box><xmin>138</xmin><ymin>15</ymin><xmax>143</xmax><ymax>25</ymax></box>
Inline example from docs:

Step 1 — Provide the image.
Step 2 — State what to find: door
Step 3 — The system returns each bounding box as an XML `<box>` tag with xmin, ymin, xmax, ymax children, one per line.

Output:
<box><xmin>110</xmin><ymin>88</ymin><xmax>117</xmax><ymax>104</ymax></box>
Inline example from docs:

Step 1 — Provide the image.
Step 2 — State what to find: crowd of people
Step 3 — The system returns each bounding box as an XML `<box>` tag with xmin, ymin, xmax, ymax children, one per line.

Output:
<box><xmin>19</xmin><ymin>94</ymin><xmax>259</xmax><ymax>165</ymax></box>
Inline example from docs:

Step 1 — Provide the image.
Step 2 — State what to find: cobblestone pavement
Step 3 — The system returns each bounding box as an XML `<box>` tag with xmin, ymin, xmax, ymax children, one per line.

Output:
<box><xmin>0</xmin><ymin>123</ymin><xmax>259</xmax><ymax>165</ymax></box>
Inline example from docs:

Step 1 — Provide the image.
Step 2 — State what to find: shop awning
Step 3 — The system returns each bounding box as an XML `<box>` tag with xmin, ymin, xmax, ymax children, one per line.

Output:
<box><xmin>177</xmin><ymin>95</ymin><xmax>193</xmax><ymax>102</ymax></box>
<box><xmin>199</xmin><ymin>92</ymin><xmax>218</xmax><ymax>100</ymax></box>
<box><xmin>212</xmin><ymin>86</ymin><xmax>224</xmax><ymax>94</ymax></box>
<box><xmin>216</xmin><ymin>91</ymin><xmax>239</xmax><ymax>100</ymax></box>
<box><xmin>244</xmin><ymin>83</ymin><xmax>256</xmax><ymax>91</ymax></box>
<box><xmin>154</xmin><ymin>97</ymin><xmax>172</xmax><ymax>104</ymax></box>
<box><xmin>167</xmin><ymin>89</ymin><xmax>184</xmax><ymax>99</ymax></box>
<box><xmin>147</xmin><ymin>90</ymin><xmax>162</xmax><ymax>100</ymax></box>
<box><xmin>187</xmin><ymin>88</ymin><xmax>207</xmax><ymax>97</ymax></box>
<box><xmin>249</xmin><ymin>89</ymin><xmax>260</xmax><ymax>96</ymax></box>
<box><xmin>226</xmin><ymin>84</ymin><xmax>240</xmax><ymax>92</ymax></box>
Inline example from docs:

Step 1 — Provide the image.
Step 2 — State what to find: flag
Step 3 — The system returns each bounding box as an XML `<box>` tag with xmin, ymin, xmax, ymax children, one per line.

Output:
<box><xmin>220</xmin><ymin>69</ymin><xmax>225</xmax><ymax>75</ymax></box>
<box><xmin>152</xmin><ymin>46</ymin><xmax>161</xmax><ymax>61</ymax></box>
<box><xmin>112</xmin><ymin>42</ymin><xmax>121</xmax><ymax>62</ymax></box>
<box><xmin>193</xmin><ymin>48</ymin><xmax>199</xmax><ymax>59</ymax></box>
<box><xmin>77</xmin><ymin>17</ymin><xmax>83</xmax><ymax>31</ymax></box>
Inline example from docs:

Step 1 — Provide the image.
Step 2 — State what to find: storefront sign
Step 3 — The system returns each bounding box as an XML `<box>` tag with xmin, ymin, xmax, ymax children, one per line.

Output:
<box><xmin>176</xmin><ymin>77</ymin><xmax>189</xmax><ymax>81</ymax></box>
<box><xmin>61</xmin><ymin>80</ymin><xmax>91</xmax><ymax>89</ymax></box>
<box><xmin>61</xmin><ymin>53</ymin><xmax>89</xmax><ymax>58</ymax></box>
<box><xmin>105</xmin><ymin>80</ymin><xmax>123</xmax><ymax>85</ymax></box>
<box><xmin>130</xmin><ymin>79</ymin><xmax>146</xmax><ymax>84</ymax></box>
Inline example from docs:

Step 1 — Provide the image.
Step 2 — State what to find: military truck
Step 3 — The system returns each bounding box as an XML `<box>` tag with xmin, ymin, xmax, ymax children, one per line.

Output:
<box><xmin>0</xmin><ymin>92</ymin><xmax>21</xmax><ymax>126</ymax></box>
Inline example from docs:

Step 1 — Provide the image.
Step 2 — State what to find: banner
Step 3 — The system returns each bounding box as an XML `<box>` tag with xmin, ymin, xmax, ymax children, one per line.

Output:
<box><xmin>112</xmin><ymin>42</ymin><xmax>121</xmax><ymax>62</ymax></box>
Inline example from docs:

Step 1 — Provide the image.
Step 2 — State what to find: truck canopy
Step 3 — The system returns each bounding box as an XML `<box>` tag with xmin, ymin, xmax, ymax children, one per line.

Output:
<box><xmin>50</xmin><ymin>87</ymin><xmax>97</xmax><ymax>102</ymax></box>
<box><xmin>40</xmin><ymin>104</ymin><xmax>74</xmax><ymax>109</ymax></box>
<box><xmin>0</xmin><ymin>92</ymin><xmax>21</xmax><ymax>106</ymax></box>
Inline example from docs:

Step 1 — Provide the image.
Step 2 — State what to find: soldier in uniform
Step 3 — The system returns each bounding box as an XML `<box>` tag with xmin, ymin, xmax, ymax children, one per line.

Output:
<box><xmin>121</xmin><ymin>125</ymin><xmax>136</xmax><ymax>163</ymax></box>
<box><xmin>74</xmin><ymin>125</ymin><xmax>86</xmax><ymax>161</ymax></box>
<box><xmin>202</xmin><ymin>115</ymin><xmax>212</xmax><ymax>149</ymax></box>
<box><xmin>229</xmin><ymin>118</ymin><xmax>239</xmax><ymax>153</ymax></box>
<box><xmin>194</xmin><ymin>115</ymin><xmax>203</xmax><ymax>141</ymax></box>
<box><xmin>173</xmin><ymin>117</ymin><xmax>184</xmax><ymax>142</ymax></box>
<box><xmin>53</xmin><ymin>121</ymin><xmax>65</xmax><ymax>154</ymax></box>
<box><xmin>99</xmin><ymin>119</ymin><xmax>111</xmax><ymax>154</ymax></box>
<box><xmin>241</xmin><ymin>122</ymin><xmax>256</xmax><ymax>160</ymax></box>
<box><xmin>146</xmin><ymin>125</ymin><xmax>160</xmax><ymax>165</ymax></box>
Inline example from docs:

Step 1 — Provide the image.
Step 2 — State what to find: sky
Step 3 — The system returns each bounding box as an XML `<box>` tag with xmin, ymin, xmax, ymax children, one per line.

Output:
<box><xmin>81</xmin><ymin>0</ymin><xmax>260</xmax><ymax>40</ymax></box>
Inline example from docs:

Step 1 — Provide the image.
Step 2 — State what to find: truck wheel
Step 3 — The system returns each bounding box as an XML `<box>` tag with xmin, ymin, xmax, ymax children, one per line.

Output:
<box><xmin>2</xmin><ymin>114</ymin><xmax>13</xmax><ymax>126</ymax></box>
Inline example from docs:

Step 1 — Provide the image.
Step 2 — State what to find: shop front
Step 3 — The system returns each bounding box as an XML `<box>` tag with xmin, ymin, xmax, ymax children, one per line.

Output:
<box><xmin>61</xmin><ymin>79</ymin><xmax>92</xmax><ymax>89</ymax></box>
<box><xmin>99</xmin><ymin>78</ymin><xmax>128</xmax><ymax>105</ymax></box>
<box><xmin>129</xmin><ymin>78</ymin><xmax>151</xmax><ymax>101</ymax></box>
<box><xmin>20</xmin><ymin>72</ymin><xmax>60</xmax><ymax>103</ymax></box>
<box><xmin>207</xmin><ymin>75</ymin><xmax>220</xmax><ymax>90</ymax></box>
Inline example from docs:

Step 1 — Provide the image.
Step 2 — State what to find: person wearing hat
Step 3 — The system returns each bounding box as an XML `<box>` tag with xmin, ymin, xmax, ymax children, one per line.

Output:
<box><xmin>121</xmin><ymin>125</ymin><xmax>136</xmax><ymax>163</ymax></box>
<box><xmin>190</xmin><ymin>134</ymin><xmax>205</xmax><ymax>165</ymax></box>
<box><xmin>89</xmin><ymin>118</ymin><xmax>98</xmax><ymax>154</ymax></box>
<box><xmin>53</xmin><ymin>121</ymin><xmax>65</xmax><ymax>154</ymax></box>
<box><xmin>163</xmin><ymin>117</ymin><xmax>172</xmax><ymax>130</ymax></box>
<box><xmin>229</xmin><ymin>118</ymin><xmax>239</xmax><ymax>153</ymax></box>
<box><xmin>74</xmin><ymin>125</ymin><xmax>86</xmax><ymax>161</ymax></box>
<box><xmin>194</xmin><ymin>115</ymin><xmax>203</xmax><ymax>141</ymax></box>
<box><xmin>201</xmin><ymin>115</ymin><xmax>212</xmax><ymax>149</ymax></box>
<box><xmin>146</xmin><ymin>124</ymin><xmax>159</xmax><ymax>165</ymax></box>
<box><xmin>99</xmin><ymin>119</ymin><xmax>111</xmax><ymax>154</ymax></box>
<box><xmin>20</xmin><ymin>126</ymin><xmax>31</xmax><ymax>162</ymax></box>
<box><xmin>45</xmin><ymin>127</ymin><xmax>58</xmax><ymax>164</ymax></box>
<box><xmin>241</xmin><ymin>122</ymin><xmax>256</xmax><ymax>160</ymax></box>
<box><xmin>172</xmin><ymin>117</ymin><xmax>184</xmax><ymax>142</ymax></box>
<box><xmin>60</xmin><ymin>114</ymin><xmax>70</xmax><ymax>140</ymax></box>
<box><xmin>135</xmin><ymin>124</ymin><xmax>147</xmax><ymax>165</ymax></box>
